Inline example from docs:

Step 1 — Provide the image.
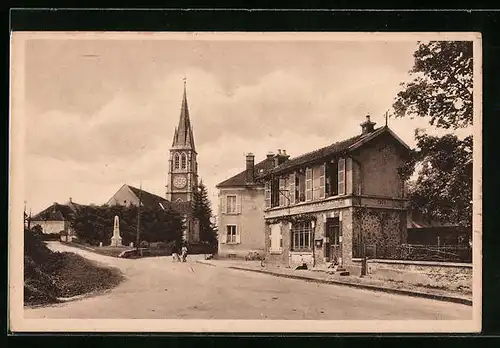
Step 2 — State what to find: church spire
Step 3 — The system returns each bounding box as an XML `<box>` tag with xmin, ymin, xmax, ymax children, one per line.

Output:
<box><xmin>172</xmin><ymin>79</ymin><xmax>196</xmax><ymax>152</ymax></box>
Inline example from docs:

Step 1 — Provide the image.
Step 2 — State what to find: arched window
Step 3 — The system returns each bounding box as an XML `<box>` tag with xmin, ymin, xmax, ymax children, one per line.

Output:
<box><xmin>174</xmin><ymin>153</ymin><xmax>180</xmax><ymax>169</ymax></box>
<box><xmin>181</xmin><ymin>153</ymin><xmax>187</xmax><ymax>169</ymax></box>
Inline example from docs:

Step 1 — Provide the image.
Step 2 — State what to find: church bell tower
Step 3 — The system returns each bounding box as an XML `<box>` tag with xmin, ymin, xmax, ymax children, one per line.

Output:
<box><xmin>166</xmin><ymin>80</ymin><xmax>198</xmax><ymax>203</ymax></box>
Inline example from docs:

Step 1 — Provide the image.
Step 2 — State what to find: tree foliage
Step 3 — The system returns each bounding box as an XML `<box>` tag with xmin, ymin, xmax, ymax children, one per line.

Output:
<box><xmin>70</xmin><ymin>204</ymin><xmax>183</xmax><ymax>246</ymax></box>
<box><xmin>192</xmin><ymin>180</ymin><xmax>217</xmax><ymax>246</ymax></box>
<box><xmin>393</xmin><ymin>41</ymin><xmax>473</xmax><ymax>129</ymax></box>
<box><xmin>393</xmin><ymin>41</ymin><xmax>474</xmax><ymax>228</ymax></box>
<box><xmin>403</xmin><ymin>132</ymin><xmax>472</xmax><ymax>227</ymax></box>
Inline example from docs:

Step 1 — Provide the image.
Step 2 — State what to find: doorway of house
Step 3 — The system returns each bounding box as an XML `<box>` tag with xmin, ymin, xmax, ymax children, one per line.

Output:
<box><xmin>325</xmin><ymin>217</ymin><xmax>341</xmax><ymax>264</ymax></box>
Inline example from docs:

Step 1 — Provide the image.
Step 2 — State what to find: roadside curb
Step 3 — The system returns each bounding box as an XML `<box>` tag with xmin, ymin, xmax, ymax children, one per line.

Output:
<box><xmin>196</xmin><ymin>260</ymin><xmax>216</xmax><ymax>266</ymax></box>
<box><xmin>196</xmin><ymin>260</ymin><xmax>472</xmax><ymax>306</ymax></box>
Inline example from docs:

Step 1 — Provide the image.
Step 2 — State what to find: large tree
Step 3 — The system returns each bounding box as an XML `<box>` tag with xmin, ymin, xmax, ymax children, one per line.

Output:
<box><xmin>393</xmin><ymin>41</ymin><xmax>473</xmax><ymax>129</ymax></box>
<box><xmin>71</xmin><ymin>204</ymin><xmax>183</xmax><ymax>246</ymax></box>
<box><xmin>192</xmin><ymin>180</ymin><xmax>217</xmax><ymax>247</ymax></box>
<box><xmin>393</xmin><ymin>41</ymin><xmax>474</xmax><ymax>228</ymax></box>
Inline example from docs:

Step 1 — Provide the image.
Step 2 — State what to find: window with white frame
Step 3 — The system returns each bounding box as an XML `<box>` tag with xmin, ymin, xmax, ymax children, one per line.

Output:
<box><xmin>226</xmin><ymin>195</ymin><xmax>237</xmax><ymax>214</ymax></box>
<box><xmin>291</xmin><ymin>221</ymin><xmax>313</xmax><ymax>251</ymax></box>
<box><xmin>226</xmin><ymin>225</ymin><xmax>238</xmax><ymax>244</ymax></box>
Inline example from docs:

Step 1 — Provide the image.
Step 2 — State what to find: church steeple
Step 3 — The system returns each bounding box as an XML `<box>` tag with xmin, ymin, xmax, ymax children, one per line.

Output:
<box><xmin>172</xmin><ymin>79</ymin><xmax>196</xmax><ymax>152</ymax></box>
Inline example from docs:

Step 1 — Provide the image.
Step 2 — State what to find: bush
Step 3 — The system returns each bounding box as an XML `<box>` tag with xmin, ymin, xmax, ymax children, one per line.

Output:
<box><xmin>156</xmin><ymin>241</ymin><xmax>167</xmax><ymax>249</ymax></box>
<box><xmin>244</xmin><ymin>251</ymin><xmax>264</xmax><ymax>261</ymax></box>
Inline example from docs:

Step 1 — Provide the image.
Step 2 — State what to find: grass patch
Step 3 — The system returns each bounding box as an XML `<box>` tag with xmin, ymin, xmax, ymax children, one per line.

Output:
<box><xmin>60</xmin><ymin>241</ymin><xmax>131</xmax><ymax>258</ymax></box>
<box><xmin>24</xmin><ymin>230</ymin><xmax>124</xmax><ymax>306</ymax></box>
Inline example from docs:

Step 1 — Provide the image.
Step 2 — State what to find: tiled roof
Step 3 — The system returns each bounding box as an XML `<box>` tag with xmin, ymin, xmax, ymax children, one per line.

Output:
<box><xmin>216</xmin><ymin>157</ymin><xmax>276</xmax><ymax>188</ymax></box>
<box><xmin>269</xmin><ymin>126</ymin><xmax>396</xmax><ymax>175</ymax></box>
<box><xmin>126</xmin><ymin>185</ymin><xmax>171</xmax><ymax>211</ymax></box>
<box><xmin>32</xmin><ymin>203</ymin><xmax>80</xmax><ymax>221</ymax></box>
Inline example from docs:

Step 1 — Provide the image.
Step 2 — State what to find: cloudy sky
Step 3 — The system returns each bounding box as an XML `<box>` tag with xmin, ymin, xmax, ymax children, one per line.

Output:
<box><xmin>19</xmin><ymin>33</ymin><xmax>469</xmax><ymax>214</ymax></box>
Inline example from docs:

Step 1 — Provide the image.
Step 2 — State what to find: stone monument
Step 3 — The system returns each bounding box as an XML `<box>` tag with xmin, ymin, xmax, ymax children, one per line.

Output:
<box><xmin>110</xmin><ymin>215</ymin><xmax>123</xmax><ymax>246</ymax></box>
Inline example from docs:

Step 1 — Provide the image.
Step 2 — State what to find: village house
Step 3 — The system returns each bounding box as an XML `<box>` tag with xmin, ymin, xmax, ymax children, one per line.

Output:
<box><xmin>30</xmin><ymin>198</ymin><xmax>85</xmax><ymax>242</ymax></box>
<box><xmin>215</xmin><ymin>152</ymin><xmax>287</xmax><ymax>258</ymax></box>
<box><xmin>262</xmin><ymin>116</ymin><xmax>411</xmax><ymax>272</ymax></box>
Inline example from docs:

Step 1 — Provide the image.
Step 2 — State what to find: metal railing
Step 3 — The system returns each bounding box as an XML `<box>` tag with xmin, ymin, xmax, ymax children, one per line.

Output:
<box><xmin>354</xmin><ymin>243</ymin><xmax>472</xmax><ymax>263</ymax></box>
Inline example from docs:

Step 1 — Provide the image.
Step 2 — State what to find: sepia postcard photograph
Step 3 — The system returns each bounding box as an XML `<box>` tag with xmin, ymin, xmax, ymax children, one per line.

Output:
<box><xmin>9</xmin><ymin>31</ymin><xmax>482</xmax><ymax>333</ymax></box>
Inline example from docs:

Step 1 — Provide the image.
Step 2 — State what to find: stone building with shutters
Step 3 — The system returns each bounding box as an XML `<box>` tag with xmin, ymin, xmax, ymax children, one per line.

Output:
<box><xmin>262</xmin><ymin>116</ymin><xmax>411</xmax><ymax>271</ymax></box>
<box><xmin>215</xmin><ymin>152</ymin><xmax>285</xmax><ymax>258</ymax></box>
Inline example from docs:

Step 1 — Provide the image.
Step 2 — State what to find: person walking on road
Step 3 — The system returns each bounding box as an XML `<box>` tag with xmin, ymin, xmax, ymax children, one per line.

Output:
<box><xmin>172</xmin><ymin>243</ymin><xmax>180</xmax><ymax>262</ymax></box>
<box><xmin>181</xmin><ymin>244</ymin><xmax>188</xmax><ymax>262</ymax></box>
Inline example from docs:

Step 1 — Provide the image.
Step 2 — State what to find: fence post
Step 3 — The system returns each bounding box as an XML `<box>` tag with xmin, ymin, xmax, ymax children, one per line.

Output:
<box><xmin>361</xmin><ymin>256</ymin><xmax>367</xmax><ymax>277</ymax></box>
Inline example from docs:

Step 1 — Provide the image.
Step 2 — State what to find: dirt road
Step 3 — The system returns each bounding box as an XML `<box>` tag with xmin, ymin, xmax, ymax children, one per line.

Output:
<box><xmin>24</xmin><ymin>242</ymin><xmax>472</xmax><ymax>320</ymax></box>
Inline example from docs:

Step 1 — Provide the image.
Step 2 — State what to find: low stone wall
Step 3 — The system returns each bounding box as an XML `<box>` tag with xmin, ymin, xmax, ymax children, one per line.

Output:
<box><xmin>352</xmin><ymin>258</ymin><xmax>472</xmax><ymax>292</ymax></box>
<box><xmin>217</xmin><ymin>248</ymin><xmax>265</xmax><ymax>260</ymax></box>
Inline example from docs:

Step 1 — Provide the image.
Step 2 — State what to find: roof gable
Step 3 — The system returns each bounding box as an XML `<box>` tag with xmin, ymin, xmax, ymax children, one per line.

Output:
<box><xmin>32</xmin><ymin>203</ymin><xmax>79</xmax><ymax>221</ymax></box>
<box><xmin>270</xmin><ymin>126</ymin><xmax>410</xmax><ymax>175</ymax></box>
<box><xmin>126</xmin><ymin>185</ymin><xmax>171</xmax><ymax>211</ymax></box>
<box><xmin>216</xmin><ymin>157</ymin><xmax>275</xmax><ymax>188</ymax></box>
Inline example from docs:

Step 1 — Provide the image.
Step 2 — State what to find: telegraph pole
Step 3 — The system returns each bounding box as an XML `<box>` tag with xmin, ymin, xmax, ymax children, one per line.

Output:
<box><xmin>136</xmin><ymin>181</ymin><xmax>143</xmax><ymax>253</ymax></box>
<box><xmin>23</xmin><ymin>200</ymin><xmax>27</xmax><ymax>229</ymax></box>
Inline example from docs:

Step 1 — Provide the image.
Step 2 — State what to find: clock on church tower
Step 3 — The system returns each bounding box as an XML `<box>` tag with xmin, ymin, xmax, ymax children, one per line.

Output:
<box><xmin>166</xmin><ymin>82</ymin><xmax>198</xmax><ymax>203</ymax></box>
<box><xmin>173</xmin><ymin>174</ymin><xmax>187</xmax><ymax>189</ymax></box>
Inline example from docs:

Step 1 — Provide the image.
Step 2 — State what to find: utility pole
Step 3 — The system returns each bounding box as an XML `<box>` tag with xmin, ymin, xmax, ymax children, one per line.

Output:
<box><xmin>385</xmin><ymin>110</ymin><xmax>389</xmax><ymax>127</ymax></box>
<box><xmin>23</xmin><ymin>200</ymin><xmax>27</xmax><ymax>229</ymax></box>
<box><xmin>28</xmin><ymin>209</ymin><xmax>31</xmax><ymax>230</ymax></box>
<box><xmin>136</xmin><ymin>181</ymin><xmax>143</xmax><ymax>254</ymax></box>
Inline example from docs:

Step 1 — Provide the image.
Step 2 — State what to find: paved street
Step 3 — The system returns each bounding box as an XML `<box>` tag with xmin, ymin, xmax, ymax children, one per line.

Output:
<box><xmin>24</xmin><ymin>243</ymin><xmax>472</xmax><ymax>320</ymax></box>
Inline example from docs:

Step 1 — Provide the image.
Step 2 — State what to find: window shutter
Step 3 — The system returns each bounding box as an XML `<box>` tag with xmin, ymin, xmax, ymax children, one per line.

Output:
<box><xmin>289</xmin><ymin>172</ymin><xmax>296</xmax><ymax>205</ymax></box>
<box><xmin>279</xmin><ymin>177</ymin><xmax>285</xmax><ymax>206</ymax></box>
<box><xmin>235</xmin><ymin>226</ymin><xmax>241</xmax><ymax>244</ymax></box>
<box><xmin>279</xmin><ymin>228</ymin><xmax>283</xmax><ymax>250</ymax></box>
<box><xmin>236</xmin><ymin>194</ymin><xmax>242</xmax><ymax>214</ymax></box>
<box><xmin>265</xmin><ymin>180</ymin><xmax>271</xmax><ymax>209</ymax></box>
<box><xmin>319</xmin><ymin>163</ymin><xmax>326</xmax><ymax>199</ymax></box>
<box><xmin>306</xmin><ymin>167</ymin><xmax>313</xmax><ymax>201</ymax></box>
<box><xmin>270</xmin><ymin>225</ymin><xmax>276</xmax><ymax>251</ymax></box>
<box><xmin>338</xmin><ymin>158</ymin><xmax>345</xmax><ymax>195</ymax></box>
<box><xmin>220</xmin><ymin>225</ymin><xmax>227</xmax><ymax>244</ymax></box>
<box><xmin>221</xmin><ymin>195</ymin><xmax>227</xmax><ymax>215</ymax></box>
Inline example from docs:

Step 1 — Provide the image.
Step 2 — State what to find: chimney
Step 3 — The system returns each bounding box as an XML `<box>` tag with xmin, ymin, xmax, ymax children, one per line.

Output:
<box><xmin>361</xmin><ymin>114</ymin><xmax>376</xmax><ymax>134</ymax></box>
<box><xmin>266</xmin><ymin>151</ymin><xmax>275</xmax><ymax>160</ymax></box>
<box><xmin>274</xmin><ymin>149</ymin><xmax>291</xmax><ymax>167</ymax></box>
<box><xmin>69</xmin><ymin>197</ymin><xmax>72</xmax><ymax>203</ymax></box>
<box><xmin>245</xmin><ymin>153</ymin><xmax>255</xmax><ymax>184</ymax></box>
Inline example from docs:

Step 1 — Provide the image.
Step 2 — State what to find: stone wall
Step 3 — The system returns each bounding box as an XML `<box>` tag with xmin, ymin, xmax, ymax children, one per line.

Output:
<box><xmin>352</xmin><ymin>208</ymin><xmax>407</xmax><ymax>259</ymax></box>
<box><xmin>353</xmin><ymin>259</ymin><xmax>472</xmax><ymax>292</ymax></box>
